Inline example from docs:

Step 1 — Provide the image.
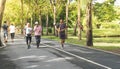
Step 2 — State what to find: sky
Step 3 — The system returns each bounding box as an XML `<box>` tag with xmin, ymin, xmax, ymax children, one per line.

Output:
<box><xmin>114</xmin><ymin>0</ymin><xmax>120</xmax><ymax>6</ymax></box>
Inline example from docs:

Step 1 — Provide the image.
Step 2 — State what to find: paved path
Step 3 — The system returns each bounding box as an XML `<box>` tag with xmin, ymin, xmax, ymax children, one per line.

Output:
<box><xmin>0</xmin><ymin>35</ymin><xmax>120</xmax><ymax>69</ymax></box>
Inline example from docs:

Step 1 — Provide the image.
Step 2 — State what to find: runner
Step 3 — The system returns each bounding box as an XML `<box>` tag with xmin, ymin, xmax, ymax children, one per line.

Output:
<box><xmin>56</xmin><ymin>19</ymin><xmax>67</xmax><ymax>49</ymax></box>
<box><xmin>24</xmin><ymin>23</ymin><xmax>32</xmax><ymax>49</ymax></box>
<box><xmin>34</xmin><ymin>21</ymin><xmax>42</xmax><ymax>48</ymax></box>
<box><xmin>2</xmin><ymin>21</ymin><xmax>8</xmax><ymax>43</ymax></box>
<box><xmin>9</xmin><ymin>24</ymin><xmax>15</xmax><ymax>42</ymax></box>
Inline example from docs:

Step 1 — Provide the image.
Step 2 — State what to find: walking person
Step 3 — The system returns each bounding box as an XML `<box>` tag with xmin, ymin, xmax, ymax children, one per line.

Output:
<box><xmin>34</xmin><ymin>21</ymin><xmax>42</xmax><ymax>48</ymax></box>
<box><xmin>56</xmin><ymin>19</ymin><xmax>67</xmax><ymax>49</ymax></box>
<box><xmin>2</xmin><ymin>21</ymin><xmax>8</xmax><ymax>43</ymax></box>
<box><xmin>24</xmin><ymin>23</ymin><xmax>32</xmax><ymax>49</ymax></box>
<box><xmin>9</xmin><ymin>24</ymin><xmax>15</xmax><ymax>42</ymax></box>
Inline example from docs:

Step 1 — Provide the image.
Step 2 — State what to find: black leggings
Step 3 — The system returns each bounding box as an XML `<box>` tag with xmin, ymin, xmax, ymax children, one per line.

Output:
<box><xmin>26</xmin><ymin>36</ymin><xmax>32</xmax><ymax>45</ymax></box>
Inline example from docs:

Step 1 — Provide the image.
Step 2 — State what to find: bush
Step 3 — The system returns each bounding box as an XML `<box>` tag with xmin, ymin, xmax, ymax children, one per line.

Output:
<box><xmin>48</xmin><ymin>27</ymin><xmax>52</xmax><ymax>33</ymax></box>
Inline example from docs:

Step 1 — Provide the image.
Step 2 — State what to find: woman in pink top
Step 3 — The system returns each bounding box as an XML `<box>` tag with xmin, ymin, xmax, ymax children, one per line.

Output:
<box><xmin>34</xmin><ymin>21</ymin><xmax>42</xmax><ymax>48</ymax></box>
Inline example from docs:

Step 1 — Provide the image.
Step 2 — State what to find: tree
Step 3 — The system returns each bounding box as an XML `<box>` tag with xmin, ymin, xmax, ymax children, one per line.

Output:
<box><xmin>65</xmin><ymin>0</ymin><xmax>70</xmax><ymax>38</ymax></box>
<box><xmin>50</xmin><ymin>0</ymin><xmax>57</xmax><ymax>36</ymax></box>
<box><xmin>86</xmin><ymin>0</ymin><xmax>93</xmax><ymax>46</ymax></box>
<box><xmin>0</xmin><ymin>0</ymin><xmax>6</xmax><ymax>46</ymax></box>
<box><xmin>93</xmin><ymin>1</ymin><xmax>116</xmax><ymax>22</ymax></box>
<box><xmin>21</xmin><ymin>0</ymin><xmax>24</xmax><ymax>34</ymax></box>
<box><xmin>77</xmin><ymin>0</ymin><xmax>82</xmax><ymax>40</ymax></box>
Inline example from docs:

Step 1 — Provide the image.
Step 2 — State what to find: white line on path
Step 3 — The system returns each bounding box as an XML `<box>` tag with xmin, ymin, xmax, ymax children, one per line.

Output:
<box><xmin>43</xmin><ymin>44</ymin><xmax>112</xmax><ymax>69</ymax></box>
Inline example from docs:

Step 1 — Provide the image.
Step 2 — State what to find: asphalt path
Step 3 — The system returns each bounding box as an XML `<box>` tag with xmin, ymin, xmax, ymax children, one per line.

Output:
<box><xmin>0</xmin><ymin>35</ymin><xmax>120</xmax><ymax>69</ymax></box>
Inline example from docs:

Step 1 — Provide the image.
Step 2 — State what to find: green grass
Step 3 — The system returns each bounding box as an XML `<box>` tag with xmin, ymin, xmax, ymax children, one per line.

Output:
<box><xmin>42</xmin><ymin>28</ymin><xmax>120</xmax><ymax>52</ymax></box>
<box><xmin>93</xmin><ymin>37</ymin><xmax>120</xmax><ymax>43</ymax></box>
<box><xmin>93</xmin><ymin>46</ymin><xmax>120</xmax><ymax>51</ymax></box>
<box><xmin>93</xmin><ymin>29</ymin><xmax>120</xmax><ymax>37</ymax></box>
<box><xmin>93</xmin><ymin>46</ymin><xmax>120</xmax><ymax>54</ymax></box>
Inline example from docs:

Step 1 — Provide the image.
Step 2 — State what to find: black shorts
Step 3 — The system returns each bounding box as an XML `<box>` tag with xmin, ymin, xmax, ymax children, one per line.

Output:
<box><xmin>59</xmin><ymin>33</ymin><xmax>66</xmax><ymax>39</ymax></box>
<box><xmin>10</xmin><ymin>33</ymin><xmax>15</xmax><ymax>39</ymax></box>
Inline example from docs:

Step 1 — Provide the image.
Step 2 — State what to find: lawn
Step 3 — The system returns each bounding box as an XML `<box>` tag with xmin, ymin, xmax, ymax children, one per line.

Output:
<box><xmin>42</xmin><ymin>28</ymin><xmax>120</xmax><ymax>54</ymax></box>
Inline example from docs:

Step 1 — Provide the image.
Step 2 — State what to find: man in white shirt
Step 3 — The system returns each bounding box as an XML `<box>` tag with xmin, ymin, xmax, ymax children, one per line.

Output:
<box><xmin>9</xmin><ymin>24</ymin><xmax>15</xmax><ymax>42</ymax></box>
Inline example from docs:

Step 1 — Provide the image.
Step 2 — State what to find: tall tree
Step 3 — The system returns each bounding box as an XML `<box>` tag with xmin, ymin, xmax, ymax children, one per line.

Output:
<box><xmin>46</xmin><ymin>12</ymin><xmax>49</xmax><ymax>35</ymax></box>
<box><xmin>21</xmin><ymin>0</ymin><xmax>24</xmax><ymax>34</ymax></box>
<box><xmin>0</xmin><ymin>0</ymin><xmax>6</xmax><ymax>46</ymax></box>
<box><xmin>86</xmin><ymin>0</ymin><xmax>93</xmax><ymax>46</ymax></box>
<box><xmin>77</xmin><ymin>0</ymin><xmax>82</xmax><ymax>40</ymax></box>
<box><xmin>94</xmin><ymin>0</ymin><xmax>116</xmax><ymax>22</ymax></box>
<box><xmin>65</xmin><ymin>0</ymin><xmax>70</xmax><ymax>38</ymax></box>
<box><xmin>50</xmin><ymin>0</ymin><xmax>57</xmax><ymax>36</ymax></box>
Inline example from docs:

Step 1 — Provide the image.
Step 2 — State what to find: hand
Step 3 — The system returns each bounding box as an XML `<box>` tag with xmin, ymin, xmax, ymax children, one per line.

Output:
<box><xmin>60</xmin><ymin>29</ymin><xmax>65</xmax><ymax>32</ymax></box>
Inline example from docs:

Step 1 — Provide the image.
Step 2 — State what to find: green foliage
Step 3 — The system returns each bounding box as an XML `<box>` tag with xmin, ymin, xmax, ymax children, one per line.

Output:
<box><xmin>93</xmin><ymin>1</ymin><xmax>116</xmax><ymax>22</ymax></box>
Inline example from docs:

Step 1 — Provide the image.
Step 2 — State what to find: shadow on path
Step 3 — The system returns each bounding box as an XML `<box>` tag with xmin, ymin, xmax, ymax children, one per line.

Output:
<box><xmin>0</xmin><ymin>49</ymin><xmax>18</xmax><ymax>69</ymax></box>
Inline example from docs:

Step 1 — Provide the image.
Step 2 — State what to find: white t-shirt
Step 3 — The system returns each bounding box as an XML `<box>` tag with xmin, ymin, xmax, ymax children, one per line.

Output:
<box><xmin>9</xmin><ymin>25</ymin><xmax>15</xmax><ymax>33</ymax></box>
<box><xmin>25</xmin><ymin>27</ymin><xmax>32</xmax><ymax>36</ymax></box>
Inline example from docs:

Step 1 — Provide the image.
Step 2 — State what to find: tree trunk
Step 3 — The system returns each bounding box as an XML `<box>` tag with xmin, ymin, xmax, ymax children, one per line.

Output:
<box><xmin>21</xmin><ymin>0</ymin><xmax>24</xmax><ymax>34</ymax></box>
<box><xmin>86</xmin><ymin>1</ymin><xmax>93</xmax><ymax>46</ymax></box>
<box><xmin>0</xmin><ymin>0</ymin><xmax>6</xmax><ymax>46</ymax></box>
<box><xmin>73</xmin><ymin>20</ymin><xmax>78</xmax><ymax>36</ymax></box>
<box><xmin>46</xmin><ymin>13</ymin><xmax>49</xmax><ymax>35</ymax></box>
<box><xmin>65</xmin><ymin>0</ymin><xmax>69</xmax><ymax>38</ymax></box>
<box><xmin>39</xmin><ymin>12</ymin><xmax>43</xmax><ymax>35</ymax></box>
<box><xmin>53</xmin><ymin>5</ymin><xmax>56</xmax><ymax>36</ymax></box>
<box><xmin>77</xmin><ymin>0</ymin><xmax>82</xmax><ymax>40</ymax></box>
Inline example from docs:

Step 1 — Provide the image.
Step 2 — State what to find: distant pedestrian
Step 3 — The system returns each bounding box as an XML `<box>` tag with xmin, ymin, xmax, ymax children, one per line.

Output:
<box><xmin>24</xmin><ymin>23</ymin><xmax>32</xmax><ymax>49</ymax></box>
<box><xmin>34</xmin><ymin>21</ymin><xmax>42</xmax><ymax>48</ymax></box>
<box><xmin>2</xmin><ymin>21</ymin><xmax>8</xmax><ymax>43</ymax></box>
<box><xmin>9</xmin><ymin>24</ymin><xmax>15</xmax><ymax>42</ymax></box>
<box><xmin>56</xmin><ymin>19</ymin><xmax>67</xmax><ymax>49</ymax></box>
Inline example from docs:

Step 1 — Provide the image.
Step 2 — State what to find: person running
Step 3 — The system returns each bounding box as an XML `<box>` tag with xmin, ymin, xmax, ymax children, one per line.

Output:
<box><xmin>56</xmin><ymin>19</ymin><xmax>67</xmax><ymax>49</ymax></box>
<box><xmin>24</xmin><ymin>23</ymin><xmax>32</xmax><ymax>49</ymax></box>
<box><xmin>34</xmin><ymin>21</ymin><xmax>42</xmax><ymax>48</ymax></box>
<box><xmin>9</xmin><ymin>24</ymin><xmax>15</xmax><ymax>42</ymax></box>
<box><xmin>2</xmin><ymin>21</ymin><xmax>8</xmax><ymax>43</ymax></box>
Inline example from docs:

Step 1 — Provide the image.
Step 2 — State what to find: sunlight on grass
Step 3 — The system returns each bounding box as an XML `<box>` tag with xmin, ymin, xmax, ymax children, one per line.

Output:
<box><xmin>42</xmin><ymin>35</ymin><xmax>120</xmax><ymax>52</ymax></box>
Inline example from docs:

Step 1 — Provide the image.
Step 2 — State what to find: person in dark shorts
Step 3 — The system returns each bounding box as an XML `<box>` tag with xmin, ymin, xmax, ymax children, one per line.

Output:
<box><xmin>2</xmin><ymin>21</ymin><xmax>8</xmax><ymax>43</ymax></box>
<box><xmin>56</xmin><ymin>19</ymin><xmax>67</xmax><ymax>48</ymax></box>
<box><xmin>9</xmin><ymin>24</ymin><xmax>15</xmax><ymax>42</ymax></box>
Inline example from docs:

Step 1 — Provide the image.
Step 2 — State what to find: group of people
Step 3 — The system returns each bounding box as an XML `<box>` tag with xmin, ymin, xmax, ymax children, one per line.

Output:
<box><xmin>2</xmin><ymin>21</ymin><xmax>15</xmax><ymax>43</ymax></box>
<box><xmin>2</xmin><ymin>18</ymin><xmax>67</xmax><ymax>49</ymax></box>
<box><xmin>24</xmin><ymin>22</ymin><xmax>42</xmax><ymax>49</ymax></box>
<box><xmin>24</xmin><ymin>19</ymin><xmax>67</xmax><ymax>49</ymax></box>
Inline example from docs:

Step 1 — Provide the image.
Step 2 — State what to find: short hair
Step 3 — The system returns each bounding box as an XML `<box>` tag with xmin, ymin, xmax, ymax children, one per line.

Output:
<box><xmin>4</xmin><ymin>21</ymin><xmax>6</xmax><ymax>23</ymax></box>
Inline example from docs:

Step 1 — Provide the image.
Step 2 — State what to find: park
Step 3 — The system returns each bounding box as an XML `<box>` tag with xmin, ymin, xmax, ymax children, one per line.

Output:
<box><xmin>0</xmin><ymin>0</ymin><xmax>120</xmax><ymax>69</ymax></box>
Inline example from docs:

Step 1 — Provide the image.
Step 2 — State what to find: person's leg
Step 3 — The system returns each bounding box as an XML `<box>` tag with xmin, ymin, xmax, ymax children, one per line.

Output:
<box><xmin>4</xmin><ymin>33</ymin><xmax>6</xmax><ymax>42</ymax></box>
<box><xmin>5</xmin><ymin>32</ymin><xmax>8</xmax><ymax>42</ymax></box>
<box><xmin>35</xmin><ymin>36</ymin><xmax>40</xmax><ymax>48</ymax></box>
<box><xmin>26</xmin><ymin>36</ymin><xmax>28</xmax><ymax>45</ymax></box>
<box><xmin>61</xmin><ymin>39</ymin><xmax>65</xmax><ymax>48</ymax></box>
<box><xmin>12</xmin><ymin>33</ymin><xmax>15</xmax><ymax>42</ymax></box>
<box><xmin>11</xmin><ymin>33</ymin><xmax>14</xmax><ymax>42</ymax></box>
<box><xmin>36</xmin><ymin>36</ymin><xmax>40</xmax><ymax>48</ymax></box>
<box><xmin>27</xmin><ymin>36</ymin><xmax>31</xmax><ymax>49</ymax></box>
<box><xmin>35</xmin><ymin>36</ymin><xmax>38</xmax><ymax>48</ymax></box>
